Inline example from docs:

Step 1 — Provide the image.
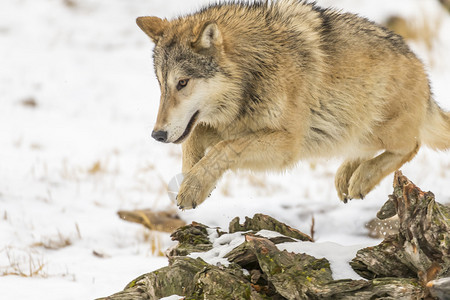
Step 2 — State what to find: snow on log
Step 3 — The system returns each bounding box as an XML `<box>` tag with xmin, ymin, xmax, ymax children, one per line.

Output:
<box><xmin>98</xmin><ymin>172</ymin><xmax>449</xmax><ymax>300</ymax></box>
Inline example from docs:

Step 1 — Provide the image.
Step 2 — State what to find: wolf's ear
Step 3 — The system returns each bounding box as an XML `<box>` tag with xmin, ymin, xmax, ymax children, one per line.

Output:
<box><xmin>136</xmin><ymin>16</ymin><xmax>168</xmax><ymax>43</ymax></box>
<box><xmin>192</xmin><ymin>22</ymin><xmax>222</xmax><ymax>53</ymax></box>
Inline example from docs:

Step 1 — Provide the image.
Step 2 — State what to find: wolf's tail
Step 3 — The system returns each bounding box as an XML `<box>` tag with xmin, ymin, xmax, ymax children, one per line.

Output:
<box><xmin>421</xmin><ymin>99</ymin><xmax>450</xmax><ymax>150</ymax></box>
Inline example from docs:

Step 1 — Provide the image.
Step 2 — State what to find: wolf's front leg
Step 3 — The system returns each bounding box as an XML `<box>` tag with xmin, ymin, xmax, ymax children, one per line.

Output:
<box><xmin>181</xmin><ymin>124</ymin><xmax>220</xmax><ymax>173</ymax></box>
<box><xmin>177</xmin><ymin>130</ymin><xmax>297</xmax><ymax>209</ymax></box>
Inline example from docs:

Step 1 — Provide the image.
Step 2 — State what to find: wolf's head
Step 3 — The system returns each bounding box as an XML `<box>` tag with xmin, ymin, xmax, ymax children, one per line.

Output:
<box><xmin>137</xmin><ymin>16</ymin><xmax>240</xmax><ymax>144</ymax></box>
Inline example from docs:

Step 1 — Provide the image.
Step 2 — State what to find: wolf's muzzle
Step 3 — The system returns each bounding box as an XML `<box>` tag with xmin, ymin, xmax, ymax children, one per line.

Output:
<box><xmin>152</xmin><ymin>130</ymin><xmax>168</xmax><ymax>143</ymax></box>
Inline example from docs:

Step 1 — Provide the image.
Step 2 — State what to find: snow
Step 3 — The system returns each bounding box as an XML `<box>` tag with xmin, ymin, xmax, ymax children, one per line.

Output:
<box><xmin>255</xmin><ymin>231</ymin><xmax>371</xmax><ymax>280</ymax></box>
<box><xmin>160</xmin><ymin>296</ymin><xmax>184</xmax><ymax>300</ymax></box>
<box><xmin>190</xmin><ymin>228</ymin><xmax>376</xmax><ymax>280</ymax></box>
<box><xmin>189</xmin><ymin>229</ymin><xmax>246</xmax><ymax>266</ymax></box>
<box><xmin>277</xmin><ymin>241</ymin><xmax>371</xmax><ymax>280</ymax></box>
<box><xmin>1</xmin><ymin>0</ymin><xmax>449</xmax><ymax>299</ymax></box>
<box><xmin>256</xmin><ymin>229</ymin><xmax>285</xmax><ymax>239</ymax></box>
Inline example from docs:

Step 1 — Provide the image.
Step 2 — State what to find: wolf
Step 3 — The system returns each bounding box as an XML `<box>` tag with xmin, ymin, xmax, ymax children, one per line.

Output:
<box><xmin>136</xmin><ymin>0</ymin><xmax>450</xmax><ymax>209</ymax></box>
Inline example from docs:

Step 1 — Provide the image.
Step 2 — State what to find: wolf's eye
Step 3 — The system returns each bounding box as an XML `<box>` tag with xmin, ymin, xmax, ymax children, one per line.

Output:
<box><xmin>176</xmin><ymin>79</ymin><xmax>189</xmax><ymax>91</ymax></box>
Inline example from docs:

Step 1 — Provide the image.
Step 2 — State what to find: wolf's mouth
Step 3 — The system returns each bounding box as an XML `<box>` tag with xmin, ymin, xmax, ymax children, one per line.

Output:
<box><xmin>174</xmin><ymin>110</ymin><xmax>199</xmax><ymax>144</ymax></box>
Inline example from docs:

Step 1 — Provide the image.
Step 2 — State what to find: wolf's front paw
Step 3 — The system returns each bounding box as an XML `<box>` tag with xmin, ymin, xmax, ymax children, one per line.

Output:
<box><xmin>176</xmin><ymin>172</ymin><xmax>214</xmax><ymax>210</ymax></box>
<box><xmin>335</xmin><ymin>175</ymin><xmax>350</xmax><ymax>203</ymax></box>
<box><xmin>347</xmin><ymin>167</ymin><xmax>373</xmax><ymax>200</ymax></box>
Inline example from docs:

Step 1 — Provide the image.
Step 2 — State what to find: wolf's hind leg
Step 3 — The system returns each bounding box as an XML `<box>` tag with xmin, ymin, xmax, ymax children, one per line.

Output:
<box><xmin>347</xmin><ymin>145</ymin><xmax>419</xmax><ymax>200</ymax></box>
<box><xmin>335</xmin><ymin>158</ymin><xmax>366</xmax><ymax>203</ymax></box>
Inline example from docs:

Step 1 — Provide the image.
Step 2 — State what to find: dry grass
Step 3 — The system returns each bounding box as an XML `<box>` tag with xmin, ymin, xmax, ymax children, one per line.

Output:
<box><xmin>246</xmin><ymin>174</ymin><xmax>268</xmax><ymax>189</ymax></box>
<box><xmin>31</xmin><ymin>224</ymin><xmax>82</xmax><ymax>250</ymax></box>
<box><xmin>1</xmin><ymin>247</ymin><xmax>47</xmax><ymax>278</ymax></box>
<box><xmin>88</xmin><ymin>161</ymin><xmax>103</xmax><ymax>174</ymax></box>
<box><xmin>220</xmin><ymin>179</ymin><xmax>232</xmax><ymax>197</ymax></box>
<box><xmin>87</xmin><ymin>157</ymin><xmax>119</xmax><ymax>176</ymax></box>
<box><xmin>59</xmin><ymin>159</ymin><xmax>83</xmax><ymax>181</ymax></box>
<box><xmin>118</xmin><ymin>209</ymin><xmax>176</xmax><ymax>256</ymax></box>
<box><xmin>310</xmin><ymin>215</ymin><xmax>316</xmax><ymax>242</ymax></box>
<box><xmin>32</xmin><ymin>232</ymin><xmax>73</xmax><ymax>250</ymax></box>
<box><xmin>142</xmin><ymin>230</ymin><xmax>165</xmax><ymax>256</ymax></box>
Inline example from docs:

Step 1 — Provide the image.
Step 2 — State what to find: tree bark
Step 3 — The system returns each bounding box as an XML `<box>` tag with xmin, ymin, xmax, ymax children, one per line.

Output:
<box><xmin>229</xmin><ymin>213</ymin><xmax>313</xmax><ymax>242</ymax></box>
<box><xmin>351</xmin><ymin>171</ymin><xmax>450</xmax><ymax>287</ymax></box>
<box><xmin>99</xmin><ymin>172</ymin><xmax>449</xmax><ymax>300</ymax></box>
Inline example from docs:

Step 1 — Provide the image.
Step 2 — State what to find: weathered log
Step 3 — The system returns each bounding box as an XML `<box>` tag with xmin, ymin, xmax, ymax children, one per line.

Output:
<box><xmin>97</xmin><ymin>257</ymin><xmax>207</xmax><ymax>300</ymax></box>
<box><xmin>229</xmin><ymin>213</ymin><xmax>313</xmax><ymax>242</ymax></box>
<box><xmin>100</xmin><ymin>172</ymin><xmax>449</xmax><ymax>300</ymax></box>
<box><xmin>117</xmin><ymin>209</ymin><xmax>186</xmax><ymax>233</ymax></box>
<box><xmin>440</xmin><ymin>0</ymin><xmax>450</xmax><ymax>12</ymax></box>
<box><xmin>166</xmin><ymin>222</ymin><xmax>213</xmax><ymax>258</ymax></box>
<box><xmin>190</xmin><ymin>263</ymin><xmax>264</xmax><ymax>300</ymax></box>
<box><xmin>242</xmin><ymin>235</ymin><xmax>425</xmax><ymax>300</ymax></box>
<box><xmin>351</xmin><ymin>171</ymin><xmax>450</xmax><ymax>287</ymax></box>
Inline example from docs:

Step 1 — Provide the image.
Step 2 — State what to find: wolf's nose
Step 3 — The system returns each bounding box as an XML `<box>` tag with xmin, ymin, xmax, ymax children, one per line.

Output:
<box><xmin>151</xmin><ymin>130</ymin><xmax>168</xmax><ymax>143</ymax></box>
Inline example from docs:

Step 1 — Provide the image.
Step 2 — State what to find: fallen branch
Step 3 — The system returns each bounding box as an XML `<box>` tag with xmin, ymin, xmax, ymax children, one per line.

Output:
<box><xmin>117</xmin><ymin>209</ymin><xmax>186</xmax><ymax>233</ymax></box>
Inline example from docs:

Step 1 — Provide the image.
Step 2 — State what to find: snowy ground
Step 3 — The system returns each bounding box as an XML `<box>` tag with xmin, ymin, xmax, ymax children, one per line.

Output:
<box><xmin>1</xmin><ymin>0</ymin><xmax>449</xmax><ymax>299</ymax></box>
